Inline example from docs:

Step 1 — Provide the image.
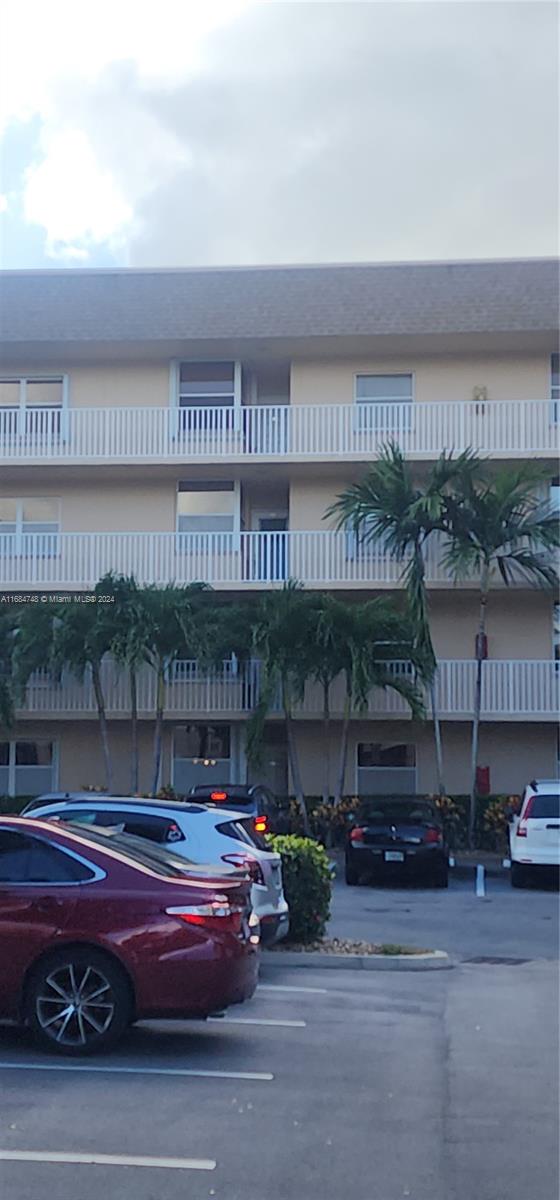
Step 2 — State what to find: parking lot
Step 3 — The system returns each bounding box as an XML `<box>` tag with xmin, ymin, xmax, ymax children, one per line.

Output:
<box><xmin>1</xmin><ymin>939</ymin><xmax>558</xmax><ymax>1200</ymax></box>
<box><xmin>328</xmin><ymin>862</ymin><xmax>560</xmax><ymax>961</ymax></box>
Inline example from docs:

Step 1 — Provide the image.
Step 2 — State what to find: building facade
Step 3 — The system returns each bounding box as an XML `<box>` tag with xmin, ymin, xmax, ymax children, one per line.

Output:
<box><xmin>0</xmin><ymin>258</ymin><xmax>558</xmax><ymax>797</ymax></box>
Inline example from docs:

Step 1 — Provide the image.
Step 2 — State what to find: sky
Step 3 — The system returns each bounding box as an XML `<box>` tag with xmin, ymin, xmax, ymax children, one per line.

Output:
<box><xmin>0</xmin><ymin>0</ymin><xmax>557</xmax><ymax>270</ymax></box>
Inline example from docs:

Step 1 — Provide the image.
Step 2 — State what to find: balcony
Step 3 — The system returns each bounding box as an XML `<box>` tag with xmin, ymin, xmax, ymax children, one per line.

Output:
<box><xmin>1</xmin><ymin>528</ymin><xmax>549</xmax><ymax>591</ymax></box>
<box><xmin>1</xmin><ymin>399</ymin><xmax>557</xmax><ymax>466</ymax></box>
<box><xmin>0</xmin><ymin>528</ymin><xmax>483</xmax><ymax>590</ymax></box>
<box><xmin>18</xmin><ymin>659</ymin><xmax>559</xmax><ymax>722</ymax></box>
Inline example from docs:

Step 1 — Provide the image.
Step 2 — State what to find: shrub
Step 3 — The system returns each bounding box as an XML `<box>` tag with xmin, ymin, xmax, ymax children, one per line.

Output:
<box><xmin>0</xmin><ymin>795</ymin><xmax>34</xmax><ymax>814</ymax></box>
<box><xmin>266</xmin><ymin>834</ymin><xmax>332</xmax><ymax>944</ymax></box>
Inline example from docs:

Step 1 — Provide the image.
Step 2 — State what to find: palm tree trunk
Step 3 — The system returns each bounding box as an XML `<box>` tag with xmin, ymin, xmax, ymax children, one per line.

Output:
<box><xmin>429</xmin><ymin>677</ymin><xmax>446</xmax><ymax>796</ymax></box>
<box><xmin>91</xmin><ymin>662</ymin><xmax>113</xmax><ymax>793</ymax></box>
<box><xmin>129</xmin><ymin>667</ymin><xmax>139</xmax><ymax>794</ymax></box>
<box><xmin>335</xmin><ymin>686</ymin><xmax>352</xmax><ymax>805</ymax></box>
<box><xmin>282</xmin><ymin>679</ymin><xmax>309</xmax><ymax>835</ymax></box>
<box><xmin>152</xmin><ymin>664</ymin><xmax>165</xmax><ymax>796</ymax></box>
<box><xmin>322</xmin><ymin>679</ymin><xmax>331</xmax><ymax>805</ymax></box>
<box><xmin>469</xmin><ymin>564</ymin><xmax>490</xmax><ymax>849</ymax></box>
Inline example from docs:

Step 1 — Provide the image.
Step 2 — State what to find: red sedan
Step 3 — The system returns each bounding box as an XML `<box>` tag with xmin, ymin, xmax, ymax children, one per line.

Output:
<box><xmin>0</xmin><ymin>816</ymin><xmax>259</xmax><ymax>1056</ymax></box>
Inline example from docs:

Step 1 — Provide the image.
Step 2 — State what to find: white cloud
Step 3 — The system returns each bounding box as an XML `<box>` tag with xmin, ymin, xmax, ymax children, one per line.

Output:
<box><xmin>0</xmin><ymin>0</ymin><xmax>252</xmax><ymax>257</ymax></box>
<box><xmin>0</xmin><ymin>1</ymin><xmax>558</xmax><ymax>265</ymax></box>
<box><xmin>0</xmin><ymin>195</ymin><xmax>8</xmax><ymax>214</ymax></box>
<box><xmin>23</xmin><ymin>129</ymin><xmax>133</xmax><ymax>252</ymax></box>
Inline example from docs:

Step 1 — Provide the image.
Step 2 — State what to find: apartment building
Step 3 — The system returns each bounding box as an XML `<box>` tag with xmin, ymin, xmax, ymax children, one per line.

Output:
<box><xmin>0</xmin><ymin>258</ymin><xmax>558</xmax><ymax>798</ymax></box>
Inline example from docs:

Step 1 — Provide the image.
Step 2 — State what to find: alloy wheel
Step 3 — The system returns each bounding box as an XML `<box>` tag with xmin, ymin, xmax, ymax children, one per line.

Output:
<box><xmin>35</xmin><ymin>962</ymin><xmax>116</xmax><ymax>1048</ymax></box>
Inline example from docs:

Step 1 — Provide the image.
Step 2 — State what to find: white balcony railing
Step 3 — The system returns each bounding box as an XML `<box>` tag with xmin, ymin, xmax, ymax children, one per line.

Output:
<box><xmin>0</xmin><ymin>528</ymin><xmax>550</xmax><ymax>591</ymax></box>
<box><xmin>0</xmin><ymin>529</ymin><xmax>440</xmax><ymax>589</ymax></box>
<box><xmin>1</xmin><ymin>399</ymin><xmax>558</xmax><ymax>464</ymax></box>
<box><xmin>19</xmin><ymin>659</ymin><xmax>560</xmax><ymax>721</ymax></box>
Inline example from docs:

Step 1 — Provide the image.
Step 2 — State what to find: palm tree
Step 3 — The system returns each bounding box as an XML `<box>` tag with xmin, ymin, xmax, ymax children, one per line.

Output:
<box><xmin>443</xmin><ymin>462</ymin><xmax>559</xmax><ymax>847</ymax></box>
<box><xmin>136</xmin><ymin>583</ymin><xmax>211</xmax><ymax>794</ymax></box>
<box><xmin>247</xmin><ymin>582</ymin><xmax>315</xmax><ymax>834</ymax></box>
<box><xmin>0</xmin><ymin>606</ymin><xmax>18</xmax><ymax>730</ymax></box>
<box><xmin>50</xmin><ymin>595</ymin><xmax>118</xmax><ymax>792</ymax></box>
<box><xmin>328</xmin><ymin>598</ymin><xmax>426</xmax><ymax>804</ymax></box>
<box><xmin>327</xmin><ymin>442</ymin><xmax>481</xmax><ymax>796</ymax></box>
<box><xmin>100</xmin><ymin>573</ymin><xmax>149</xmax><ymax>794</ymax></box>
<box><xmin>305</xmin><ymin>594</ymin><xmax>424</xmax><ymax>805</ymax></box>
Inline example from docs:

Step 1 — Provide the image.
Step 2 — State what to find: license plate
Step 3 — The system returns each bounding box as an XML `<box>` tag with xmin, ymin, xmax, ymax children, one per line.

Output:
<box><xmin>384</xmin><ymin>851</ymin><xmax>405</xmax><ymax>863</ymax></box>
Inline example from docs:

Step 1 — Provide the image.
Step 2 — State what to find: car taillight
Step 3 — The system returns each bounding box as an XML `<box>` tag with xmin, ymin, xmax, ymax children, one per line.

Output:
<box><xmin>165</xmin><ymin>900</ymin><xmax>244</xmax><ymax>934</ymax></box>
<box><xmin>210</xmin><ymin>791</ymin><xmax>228</xmax><ymax>802</ymax></box>
<box><xmin>516</xmin><ymin>824</ymin><xmax>528</xmax><ymax>838</ymax></box>
<box><xmin>222</xmin><ymin>853</ymin><xmax>265</xmax><ymax>886</ymax></box>
<box><xmin>350</xmin><ymin>826</ymin><xmax>366</xmax><ymax>843</ymax></box>
<box><xmin>254</xmin><ymin>815</ymin><xmax>268</xmax><ymax>834</ymax></box>
<box><xmin>423</xmin><ymin>828</ymin><xmax>443</xmax><ymax>845</ymax></box>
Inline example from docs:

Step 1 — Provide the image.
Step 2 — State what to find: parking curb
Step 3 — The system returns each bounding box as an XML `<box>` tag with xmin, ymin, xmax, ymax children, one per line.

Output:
<box><xmin>262</xmin><ymin>949</ymin><xmax>454</xmax><ymax>971</ymax></box>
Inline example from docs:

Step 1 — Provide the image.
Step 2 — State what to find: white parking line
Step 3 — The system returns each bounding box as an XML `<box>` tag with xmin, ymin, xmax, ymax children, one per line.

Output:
<box><xmin>258</xmin><ymin>984</ymin><xmax>328</xmax><ymax>994</ymax></box>
<box><xmin>209</xmin><ymin>1016</ymin><xmax>306</xmax><ymax>1028</ymax></box>
<box><xmin>0</xmin><ymin>1150</ymin><xmax>215</xmax><ymax>1171</ymax></box>
<box><xmin>0</xmin><ymin>1061</ymin><xmax>273</xmax><ymax>1082</ymax></box>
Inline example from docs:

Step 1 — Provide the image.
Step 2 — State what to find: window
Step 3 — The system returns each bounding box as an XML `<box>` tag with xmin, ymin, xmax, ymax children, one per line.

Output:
<box><xmin>356</xmin><ymin>742</ymin><xmax>416</xmax><ymax>796</ymax></box>
<box><xmin>176</xmin><ymin>361</ymin><xmax>240</xmax><ymax>435</ymax></box>
<box><xmin>173</xmin><ymin>724</ymin><xmax>232</xmax><ymax>793</ymax></box>
<box><xmin>0</xmin><ymin>830</ymin><xmax>94</xmax><ymax>883</ymax></box>
<box><xmin>354</xmin><ymin>374</ymin><xmax>413</xmax><ymax>435</ymax></box>
<box><xmin>175</xmin><ymin>724</ymin><xmax>231</xmax><ymax>761</ymax></box>
<box><xmin>61</xmin><ymin>809</ymin><xmax>185</xmax><ymax>845</ymax></box>
<box><xmin>552</xmin><ymin>354</ymin><xmax>559</xmax><ymax>423</ymax></box>
<box><xmin>0</xmin><ymin>376</ymin><xmax>65</xmax><ymax>439</ymax></box>
<box><xmin>176</xmin><ymin>481</ymin><xmax>237</xmax><ymax>534</ymax></box>
<box><xmin>0</xmin><ymin>740</ymin><xmax>55</xmax><ymax>796</ymax></box>
<box><xmin>356</xmin><ymin>375</ymin><xmax>414</xmax><ymax>404</ymax></box>
<box><xmin>550</xmin><ymin>477</ymin><xmax>560</xmax><ymax>512</ymax></box>
<box><xmin>0</xmin><ymin>498</ymin><xmax>60</xmax><ymax>557</ymax></box>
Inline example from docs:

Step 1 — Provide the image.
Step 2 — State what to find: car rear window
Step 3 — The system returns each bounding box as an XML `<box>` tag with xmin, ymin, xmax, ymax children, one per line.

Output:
<box><xmin>358</xmin><ymin>801</ymin><xmax>438</xmax><ymax>825</ymax></box>
<box><xmin>64</xmin><ymin>824</ymin><xmax>191</xmax><ymax>878</ymax></box>
<box><xmin>528</xmin><ymin>795</ymin><xmax>560</xmax><ymax>819</ymax></box>
<box><xmin>216</xmin><ymin>818</ymin><xmax>267</xmax><ymax>849</ymax></box>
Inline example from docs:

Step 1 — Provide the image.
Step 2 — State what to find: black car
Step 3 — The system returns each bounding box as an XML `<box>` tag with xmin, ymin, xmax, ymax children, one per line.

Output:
<box><xmin>188</xmin><ymin>783</ymin><xmax>281</xmax><ymax>835</ymax></box>
<box><xmin>345</xmin><ymin>797</ymin><xmax>449</xmax><ymax>887</ymax></box>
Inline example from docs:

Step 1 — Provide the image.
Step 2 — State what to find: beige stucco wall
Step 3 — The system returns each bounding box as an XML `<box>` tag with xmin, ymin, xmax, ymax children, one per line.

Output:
<box><xmin>1</xmin><ymin>363</ymin><xmax>170</xmax><ymax>409</ymax></box>
<box><xmin>291</xmin><ymin>718</ymin><xmax>557</xmax><ymax>796</ymax></box>
<box><xmin>291</xmin><ymin>355</ymin><xmax>550</xmax><ymax>406</ymax></box>
<box><xmin>9</xmin><ymin>715</ymin><xmax>557</xmax><ymax>798</ymax></box>
<box><xmin>429</xmin><ymin>592</ymin><xmax>554</xmax><ymax>659</ymax></box>
<box><xmin>0</xmin><ymin>480</ymin><xmax>176</xmax><ymax>533</ymax></box>
<box><xmin>5</xmin><ymin>352</ymin><xmax>550</xmax><ymax>413</ymax></box>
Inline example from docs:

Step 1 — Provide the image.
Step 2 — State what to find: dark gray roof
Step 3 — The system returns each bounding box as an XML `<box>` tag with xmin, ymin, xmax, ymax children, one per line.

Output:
<box><xmin>0</xmin><ymin>259</ymin><xmax>557</xmax><ymax>344</ymax></box>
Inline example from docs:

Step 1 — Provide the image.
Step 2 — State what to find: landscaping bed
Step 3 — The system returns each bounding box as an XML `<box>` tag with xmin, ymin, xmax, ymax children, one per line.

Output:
<box><xmin>268</xmin><ymin>937</ymin><xmax>430</xmax><ymax>956</ymax></box>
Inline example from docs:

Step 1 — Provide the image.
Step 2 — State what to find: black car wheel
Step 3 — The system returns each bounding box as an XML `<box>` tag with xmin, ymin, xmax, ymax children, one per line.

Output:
<box><xmin>345</xmin><ymin>860</ymin><xmax>360</xmax><ymax>886</ymax></box>
<box><xmin>432</xmin><ymin>864</ymin><xmax>449</xmax><ymax>888</ymax></box>
<box><xmin>26</xmin><ymin>948</ymin><xmax>132</xmax><ymax>1056</ymax></box>
<box><xmin>511</xmin><ymin>862</ymin><xmax>528</xmax><ymax>889</ymax></box>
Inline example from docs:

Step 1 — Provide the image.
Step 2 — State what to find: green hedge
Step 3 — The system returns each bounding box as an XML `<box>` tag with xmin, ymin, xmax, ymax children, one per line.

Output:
<box><xmin>0</xmin><ymin>795</ymin><xmax>34</xmax><ymax>814</ymax></box>
<box><xmin>270</xmin><ymin>793</ymin><xmax>519</xmax><ymax>851</ymax></box>
<box><xmin>266</xmin><ymin>834</ymin><xmax>332</xmax><ymax>944</ymax></box>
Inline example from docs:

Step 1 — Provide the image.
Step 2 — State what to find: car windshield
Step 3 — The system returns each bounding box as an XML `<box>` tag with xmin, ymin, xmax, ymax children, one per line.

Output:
<box><xmin>358</xmin><ymin>801</ymin><xmax>438</xmax><ymax>825</ymax></box>
<box><xmin>529</xmin><ymin>795</ymin><xmax>560</xmax><ymax>819</ymax></box>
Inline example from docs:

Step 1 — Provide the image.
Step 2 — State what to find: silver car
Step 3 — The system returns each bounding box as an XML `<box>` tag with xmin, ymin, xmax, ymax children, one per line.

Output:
<box><xmin>23</xmin><ymin>793</ymin><xmax>289</xmax><ymax>944</ymax></box>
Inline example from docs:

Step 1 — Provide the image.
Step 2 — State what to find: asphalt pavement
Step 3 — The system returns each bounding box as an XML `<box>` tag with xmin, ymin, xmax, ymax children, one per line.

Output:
<box><xmin>327</xmin><ymin>863</ymin><xmax>560</xmax><ymax>960</ymax></box>
<box><xmin>0</xmin><ymin>954</ymin><xmax>558</xmax><ymax>1200</ymax></box>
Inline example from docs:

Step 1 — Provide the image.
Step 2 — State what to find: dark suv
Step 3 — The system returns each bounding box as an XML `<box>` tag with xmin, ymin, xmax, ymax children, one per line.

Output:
<box><xmin>345</xmin><ymin>797</ymin><xmax>449</xmax><ymax>887</ymax></box>
<box><xmin>188</xmin><ymin>784</ymin><xmax>281</xmax><ymax>835</ymax></box>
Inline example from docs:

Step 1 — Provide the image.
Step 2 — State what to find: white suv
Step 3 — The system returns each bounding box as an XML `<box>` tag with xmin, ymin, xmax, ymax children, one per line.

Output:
<box><xmin>509</xmin><ymin>780</ymin><xmax>560</xmax><ymax>887</ymax></box>
<box><xmin>23</xmin><ymin>794</ymin><xmax>289</xmax><ymax>943</ymax></box>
